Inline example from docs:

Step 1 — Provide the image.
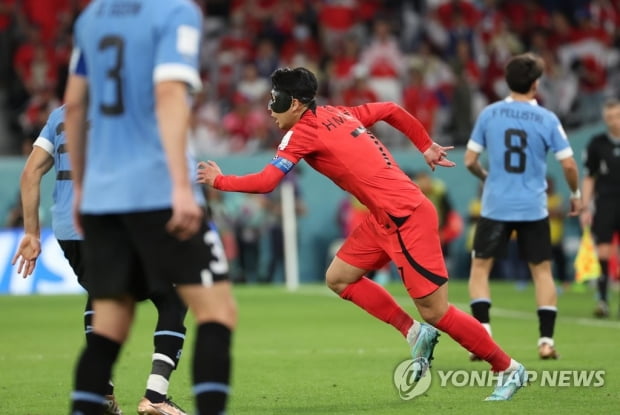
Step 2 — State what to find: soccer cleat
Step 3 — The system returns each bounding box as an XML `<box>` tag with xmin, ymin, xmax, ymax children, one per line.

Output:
<box><xmin>137</xmin><ymin>396</ymin><xmax>187</xmax><ymax>415</ymax></box>
<box><xmin>485</xmin><ymin>364</ymin><xmax>527</xmax><ymax>401</ymax></box>
<box><xmin>538</xmin><ymin>342</ymin><xmax>559</xmax><ymax>360</ymax></box>
<box><xmin>104</xmin><ymin>394</ymin><xmax>123</xmax><ymax>415</ymax></box>
<box><xmin>593</xmin><ymin>301</ymin><xmax>609</xmax><ymax>318</ymax></box>
<box><xmin>409</xmin><ymin>323</ymin><xmax>440</xmax><ymax>381</ymax></box>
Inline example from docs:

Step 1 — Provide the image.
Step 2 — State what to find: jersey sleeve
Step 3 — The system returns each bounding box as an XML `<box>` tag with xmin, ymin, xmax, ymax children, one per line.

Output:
<box><xmin>214</xmin><ymin>163</ymin><xmax>286</xmax><ymax>193</ymax></box>
<box><xmin>68</xmin><ymin>46</ymin><xmax>88</xmax><ymax>77</ymax></box>
<box><xmin>548</xmin><ymin>115</ymin><xmax>573</xmax><ymax>160</ymax></box>
<box><xmin>153</xmin><ymin>2</ymin><xmax>202</xmax><ymax>92</ymax></box>
<box><xmin>214</xmin><ymin>125</ymin><xmax>311</xmax><ymax>192</ymax></box>
<box><xmin>340</xmin><ymin>102</ymin><xmax>432</xmax><ymax>152</ymax></box>
<box><xmin>466</xmin><ymin>108</ymin><xmax>488</xmax><ymax>153</ymax></box>
<box><xmin>33</xmin><ymin>109</ymin><xmax>63</xmax><ymax>156</ymax></box>
<box><xmin>274</xmin><ymin>128</ymin><xmax>313</xmax><ymax>163</ymax></box>
<box><xmin>33</xmin><ymin>119</ymin><xmax>54</xmax><ymax>156</ymax></box>
<box><xmin>68</xmin><ymin>13</ymin><xmax>87</xmax><ymax>77</ymax></box>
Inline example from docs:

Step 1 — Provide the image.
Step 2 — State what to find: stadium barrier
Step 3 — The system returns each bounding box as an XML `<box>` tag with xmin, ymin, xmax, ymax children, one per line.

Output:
<box><xmin>0</xmin><ymin>122</ymin><xmax>602</xmax><ymax>293</ymax></box>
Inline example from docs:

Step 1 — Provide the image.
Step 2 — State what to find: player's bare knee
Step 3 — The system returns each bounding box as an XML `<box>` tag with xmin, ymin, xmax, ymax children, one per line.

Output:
<box><xmin>417</xmin><ymin>307</ymin><xmax>443</xmax><ymax>326</ymax></box>
<box><xmin>325</xmin><ymin>271</ymin><xmax>346</xmax><ymax>294</ymax></box>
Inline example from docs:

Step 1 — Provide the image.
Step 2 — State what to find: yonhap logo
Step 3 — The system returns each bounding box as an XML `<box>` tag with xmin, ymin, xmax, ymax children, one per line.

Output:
<box><xmin>433</xmin><ymin>369</ymin><xmax>605</xmax><ymax>388</ymax></box>
<box><xmin>392</xmin><ymin>359</ymin><xmax>606</xmax><ymax>400</ymax></box>
<box><xmin>393</xmin><ymin>358</ymin><xmax>432</xmax><ymax>400</ymax></box>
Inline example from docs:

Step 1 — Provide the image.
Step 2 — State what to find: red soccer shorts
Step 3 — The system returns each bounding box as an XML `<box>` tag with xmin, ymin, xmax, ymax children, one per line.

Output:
<box><xmin>336</xmin><ymin>197</ymin><xmax>448</xmax><ymax>298</ymax></box>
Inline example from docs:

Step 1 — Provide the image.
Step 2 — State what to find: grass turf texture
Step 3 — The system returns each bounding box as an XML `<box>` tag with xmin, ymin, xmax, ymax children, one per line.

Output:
<box><xmin>1</xmin><ymin>280</ymin><xmax>619</xmax><ymax>414</ymax></box>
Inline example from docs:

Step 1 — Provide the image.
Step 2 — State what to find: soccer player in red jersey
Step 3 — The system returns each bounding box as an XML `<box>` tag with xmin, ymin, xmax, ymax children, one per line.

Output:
<box><xmin>197</xmin><ymin>67</ymin><xmax>527</xmax><ymax>400</ymax></box>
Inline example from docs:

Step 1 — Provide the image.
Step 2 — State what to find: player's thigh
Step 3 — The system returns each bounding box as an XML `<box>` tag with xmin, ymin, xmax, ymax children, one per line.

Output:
<box><xmin>515</xmin><ymin>218</ymin><xmax>552</xmax><ymax>264</ymax></box>
<box><xmin>389</xmin><ymin>198</ymin><xmax>448</xmax><ymax>299</ymax></box>
<box><xmin>335</xmin><ymin>215</ymin><xmax>390</xmax><ymax>273</ymax></box>
<box><xmin>126</xmin><ymin>210</ymin><xmax>230</xmax><ymax>291</ymax></box>
<box><xmin>81</xmin><ymin>214</ymin><xmax>146</xmax><ymax>299</ymax></box>
<box><xmin>592</xmin><ymin>198</ymin><xmax>620</xmax><ymax>244</ymax></box>
<box><xmin>176</xmin><ymin>281</ymin><xmax>236</xmax><ymax>328</ymax></box>
<box><xmin>472</xmin><ymin>217</ymin><xmax>513</xmax><ymax>259</ymax></box>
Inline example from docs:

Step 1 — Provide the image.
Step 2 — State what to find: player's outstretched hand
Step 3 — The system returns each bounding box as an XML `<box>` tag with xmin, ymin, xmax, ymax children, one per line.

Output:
<box><xmin>11</xmin><ymin>233</ymin><xmax>41</xmax><ymax>277</ymax></box>
<box><xmin>423</xmin><ymin>142</ymin><xmax>456</xmax><ymax>171</ymax></box>
<box><xmin>197</xmin><ymin>160</ymin><xmax>222</xmax><ymax>187</ymax></box>
<box><xmin>167</xmin><ymin>187</ymin><xmax>203</xmax><ymax>240</ymax></box>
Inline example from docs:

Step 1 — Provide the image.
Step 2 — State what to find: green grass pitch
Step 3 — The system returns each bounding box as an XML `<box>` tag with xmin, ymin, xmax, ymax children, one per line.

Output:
<box><xmin>1</xmin><ymin>280</ymin><xmax>619</xmax><ymax>414</ymax></box>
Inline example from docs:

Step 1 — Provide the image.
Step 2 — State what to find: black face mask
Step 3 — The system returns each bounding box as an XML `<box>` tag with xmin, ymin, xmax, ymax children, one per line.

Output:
<box><xmin>268</xmin><ymin>89</ymin><xmax>293</xmax><ymax>113</ymax></box>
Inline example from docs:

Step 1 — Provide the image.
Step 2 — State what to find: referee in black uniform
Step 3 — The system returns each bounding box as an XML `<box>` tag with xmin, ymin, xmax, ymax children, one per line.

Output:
<box><xmin>580</xmin><ymin>98</ymin><xmax>620</xmax><ymax>318</ymax></box>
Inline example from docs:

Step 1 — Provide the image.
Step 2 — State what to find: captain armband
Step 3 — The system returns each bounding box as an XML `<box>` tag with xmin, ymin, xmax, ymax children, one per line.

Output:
<box><xmin>270</xmin><ymin>157</ymin><xmax>295</xmax><ymax>174</ymax></box>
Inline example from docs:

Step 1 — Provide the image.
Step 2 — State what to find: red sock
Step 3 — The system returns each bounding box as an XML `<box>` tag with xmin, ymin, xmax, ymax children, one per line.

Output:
<box><xmin>435</xmin><ymin>305</ymin><xmax>511</xmax><ymax>372</ymax></box>
<box><xmin>340</xmin><ymin>277</ymin><xmax>413</xmax><ymax>337</ymax></box>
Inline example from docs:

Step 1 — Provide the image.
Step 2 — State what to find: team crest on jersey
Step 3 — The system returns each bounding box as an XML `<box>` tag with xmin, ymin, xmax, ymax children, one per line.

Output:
<box><xmin>278</xmin><ymin>130</ymin><xmax>293</xmax><ymax>150</ymax></box>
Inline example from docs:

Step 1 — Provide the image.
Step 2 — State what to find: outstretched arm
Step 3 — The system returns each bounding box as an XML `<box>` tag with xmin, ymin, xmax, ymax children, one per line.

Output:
<box><xmin>346</xmin><ymin>102</ymin><xmax>455</xmax><ymax>169</ymax></box>
<box><xmin>345</xmin><ymin>102</ymin><xmax>433</xmax><ymax>152</ymax></box>
<box><xmin>11</xmin><ymin>146</ymin><xmax>54</xmax><ymax>277</ymax></box>
<box><xmin>197</xmin><ymin>160</ymin><xmax>286</xmax><ymax>193</ymax></box>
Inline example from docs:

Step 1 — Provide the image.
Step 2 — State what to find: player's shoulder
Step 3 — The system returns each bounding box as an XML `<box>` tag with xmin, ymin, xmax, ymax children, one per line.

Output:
<box><xmin>79</xmin><ymin>1</ymin><xmax>200</xmax><ymax>23</ymax></box>
<box><xmin>532</xmin><ymin>101</ymin><xmax>560</xmax><ymax>119</ymax></box>
<box><xmin>320</xmin><ymin>104</ymin><xmax>361</xmax><ymax>123</ymax></box>
<box><xmin>47</xmin><ymin>105</ymin><xmax>66</xmax><ymax>126</ymax></box>
<box><xmin>154</xmin><ymin>0</ymin><xmax>202</xmax><ymax>21</ymax></box>
<box><xmin>479</xmin><ymin>100</ymin><xmax>504</xmax><ymax>117</ymax></box>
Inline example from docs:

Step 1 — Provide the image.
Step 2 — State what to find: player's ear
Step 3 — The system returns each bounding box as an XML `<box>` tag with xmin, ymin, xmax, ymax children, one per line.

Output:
<box><xmin>291</xmin><ymin>98</ymin><xmax>303</xmax><ymax>111</ymax></box>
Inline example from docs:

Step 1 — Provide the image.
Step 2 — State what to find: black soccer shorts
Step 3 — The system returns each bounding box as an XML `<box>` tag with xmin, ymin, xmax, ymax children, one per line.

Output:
<box><xmin>592</xmin><ymin>197</ymin><xmax>620</xmax><ymax>244</ymax></box>
<box><xmin>472</xmin><ymin>216</ymin><xmax>552</xmax><ymax>264</ymax></box>
<box><xmin>81</xmin><ymin>210</ymin><xmax>229</xmax><ymax>300</ymax></box>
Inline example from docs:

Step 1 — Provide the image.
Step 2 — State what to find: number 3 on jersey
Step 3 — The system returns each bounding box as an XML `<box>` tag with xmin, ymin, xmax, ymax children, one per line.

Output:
<box><xmin>99</xmin><ymin>35</ymin><xmax>125</xmax><ymax>115</ymax></box>
<box><xmin>504</xmin><ymin>128</ymin><xmax>527</xmax><ymax>173</ymax></box>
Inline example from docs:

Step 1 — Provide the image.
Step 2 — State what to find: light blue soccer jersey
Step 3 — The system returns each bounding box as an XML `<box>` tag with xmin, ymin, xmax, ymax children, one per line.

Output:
<box><xmin>69</xmin><ymin>0</ymin><xmax>204</xmax><ymax>213</ymax></box>
<box><xmin>467</xmin><ymin>98</ymin><xmax>574</xmax><ymax>221</ymax></box>
<box><xmin>34</xmin><ymin>106</ymin><xmax>81</xmax><ymax>241</ymax></box>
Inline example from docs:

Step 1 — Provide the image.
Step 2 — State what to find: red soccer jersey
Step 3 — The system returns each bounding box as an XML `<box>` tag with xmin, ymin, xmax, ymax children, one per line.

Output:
<box><xmin>215</xmin><ymin>102</ymin><xmax>433</xmax><ymax>231</ymax></box>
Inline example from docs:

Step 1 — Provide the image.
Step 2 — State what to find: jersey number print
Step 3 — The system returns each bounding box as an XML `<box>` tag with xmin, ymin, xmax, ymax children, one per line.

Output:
<box><xmin>99</xmin><ymin>35</ymin><xmax>125</xmax><ymax>115</ymax></box>
<box><xmin>504</xmin><ymin>128</ymin><xmax>527</xmax><ymax>173</ymax></box>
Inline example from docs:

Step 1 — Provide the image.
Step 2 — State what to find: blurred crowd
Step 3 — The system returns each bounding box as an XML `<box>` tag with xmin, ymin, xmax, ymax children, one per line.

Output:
<box><xmin>1</xmin><ymin>0</ymin><xmax>620</xmax><ymax>156</ymax></box>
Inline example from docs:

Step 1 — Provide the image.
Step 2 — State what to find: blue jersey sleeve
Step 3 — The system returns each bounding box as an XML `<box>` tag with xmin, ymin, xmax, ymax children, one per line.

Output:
<box><xmin>153</xmin><ymin>2</ymin><xmax>202</xmax><ymax>92</ymax></box>
<box><xmin>34</xmin><ymin>107</ymin><xmax>64</xmax><ymax>154</ymax></box>
<box><xmin>467</xmin><ymin>107</ymin><xmax>489</xmax><ymax>152</ymax></box>
<box><xmin>69</xmin><ymin>12</ymin><xmax>87</xmax><ymax>76</ymax></box>
<box><xmin>547</xmin><ymin>114</ymin><xmax>573</xmax><ymax>159</ymax></box>
<box><xmin>38</xmin><ymin>118</ymin><xmax>53</xmax><ymax>142</ymax></box>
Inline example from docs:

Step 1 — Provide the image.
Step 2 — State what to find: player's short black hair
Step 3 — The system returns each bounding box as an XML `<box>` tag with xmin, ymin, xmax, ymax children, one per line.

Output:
<box><xmin>271</xmin><ymin>67</ymin><xmax>318</xmax><ymax>106</ymax></box>
<box><xmin>504</xmin><ymin>53</ymin><xmax>543</xmax><ymax>94</ymax></box>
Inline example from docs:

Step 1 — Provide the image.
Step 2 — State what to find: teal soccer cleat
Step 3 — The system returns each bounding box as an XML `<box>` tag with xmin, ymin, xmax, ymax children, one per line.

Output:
<box><xmin>409</xmin><ymin>323</ymin><xmax>440</xmax><ymax>381</ymax></box>
<box><xmin>485</xmin><ymin>364</ymin><xmax>527</xmax><ymax>401</ymax></box>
